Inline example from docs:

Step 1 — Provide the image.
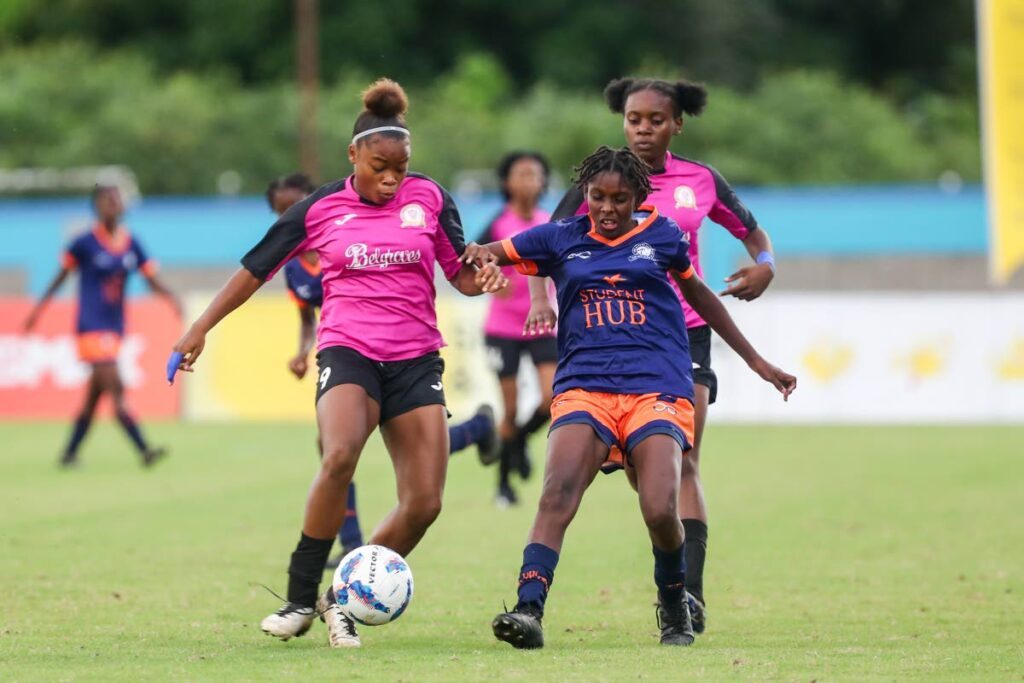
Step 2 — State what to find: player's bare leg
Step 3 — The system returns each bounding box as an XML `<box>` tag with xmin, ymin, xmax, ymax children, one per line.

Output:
<box><xmin>493</xmin><ymin>424</ymin><xmax>606</xmax><ymax>650</ymax></box>
<box><xmin>59</xmin><ymin>368</ymin><xmax>104</xmax><ymax>467</ymax></box>
<box><xmin>633</xmin><ymin>435</ymin><xmax>694</xmax><ymax>646</ymax></box>
<box><xmin>678</xmin><ymin>384</ymin><xmax>710</xmax><ymax>632</ymax></box>
<box><xmin>262</xmin><ymin>384</ymin><xmax>377</xmax><ymax>643</ymax></box>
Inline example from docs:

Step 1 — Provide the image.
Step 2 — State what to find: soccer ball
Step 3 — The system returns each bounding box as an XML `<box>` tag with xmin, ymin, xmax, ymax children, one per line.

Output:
<box><xmin>332</xmin><ymin>545</ymin><xmax>414</xmax><ymax>626</ymax></box>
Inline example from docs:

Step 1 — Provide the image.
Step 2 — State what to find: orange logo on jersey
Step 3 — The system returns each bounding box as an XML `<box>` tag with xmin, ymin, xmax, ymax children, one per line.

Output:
<box><xmin>602</xmin><ymin>273</ymin><xmax>626</xmax><ymax>287</ymax></box>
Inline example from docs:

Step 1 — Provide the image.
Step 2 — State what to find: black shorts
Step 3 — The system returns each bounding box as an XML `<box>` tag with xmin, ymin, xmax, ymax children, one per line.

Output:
<box><xmin>315</xmin><ymin>346</ymin><xmax>446</xmax><ymax>422</ymax></box>
<box><xmin>687</xmin><ymin>325</ymin><xmax>718</xmax><ymax>404</ymax></box>
<box><xmin>484</xmin><ymin>335</ymin><xmax>559</xmax><ymax>378</ymax></box>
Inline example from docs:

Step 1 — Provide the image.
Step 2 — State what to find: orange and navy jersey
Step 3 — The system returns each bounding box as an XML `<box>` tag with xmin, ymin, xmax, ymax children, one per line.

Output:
<box><xmin>502</xmin><ymin>206</ymin><xmax>696</xmax><ymax>400</ymax></box>
<box><xmin>283</xmin><ymin>257</ymin><xmax>323</xmax><ymax>310</ymax></box>
<box><xmin>62</xmin><ymin>224</ymin><xmax>155</xmax><ymax>334</ymax></box>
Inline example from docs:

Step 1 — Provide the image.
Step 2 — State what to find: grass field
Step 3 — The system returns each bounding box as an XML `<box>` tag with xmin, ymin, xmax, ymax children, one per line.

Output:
<box><xmin>2</xmin><ymin>421</ymin><xmax>1022</xmax><ymax>681</ymax></box>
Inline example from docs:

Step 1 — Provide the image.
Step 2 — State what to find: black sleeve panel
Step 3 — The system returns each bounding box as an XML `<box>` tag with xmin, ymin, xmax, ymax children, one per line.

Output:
<box><xmin>550</xmin><ymin>185</ymin><xmax>586</xmax><ymax>221</ymax></box>
<box><xmin>240</xmin><ymin>180</ymin><xmax>345</xmax><ymax>280</ymax></box>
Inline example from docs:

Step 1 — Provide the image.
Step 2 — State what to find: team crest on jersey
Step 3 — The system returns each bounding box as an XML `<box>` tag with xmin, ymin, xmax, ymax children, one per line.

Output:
<box><xmin>627</xmin><ymin>243</ymin><xmax>657</xmax><ymax>263</ymax></box>
<box><xmin>399</xmin><ymin>203</ymin><xmax>427</xmax><ymax>228</ymax></box>
<box><xmin>122</xmin><ymin>252</ymin><xmax>137</xmax><ymax>270</ymax></box>
<box><xmin>674</xmin><ymin>185</ymin><xmax>697</xmax><ymax>210</ymax></box>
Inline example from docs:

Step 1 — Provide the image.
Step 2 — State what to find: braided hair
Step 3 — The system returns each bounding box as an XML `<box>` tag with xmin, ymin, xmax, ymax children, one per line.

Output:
<box><xmin>573</xmin><ymin>146</ymin><xmax>653</xmax><ymax>206</ymax></box>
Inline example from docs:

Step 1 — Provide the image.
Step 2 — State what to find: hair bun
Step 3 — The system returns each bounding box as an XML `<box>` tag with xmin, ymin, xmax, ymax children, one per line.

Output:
<box><xmin>603</xmin><ymin>78</ymin><xmax>634</xmax><ymax>114</ymax></box>
<box><xmin>674</xmin><ymin>80</ymin><xmax>708</xmax><ymax>117</ymax></box>
<box><xmin>362</xmin><ymin>78</ymin><xmax>409</xmax><ymax>119</ymax></box>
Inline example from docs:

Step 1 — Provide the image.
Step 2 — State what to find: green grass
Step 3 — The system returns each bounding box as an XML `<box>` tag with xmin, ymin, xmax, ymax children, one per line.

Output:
<box><xmin>1</xmin><ymin>422</ymin><xmax>1022</xmax><ymax>681</ymax></box>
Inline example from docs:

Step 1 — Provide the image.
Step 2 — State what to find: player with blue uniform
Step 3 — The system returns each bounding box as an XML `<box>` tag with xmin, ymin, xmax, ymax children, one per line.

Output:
<box><xmin>24</xmin><ymin>184</ymin><xmax>179</xmax><ymax>467</ymax></box>
<box><xmin>460</xmin><ymin>147</ymin><xmax>795</xmax><ymax>648</ymax></box>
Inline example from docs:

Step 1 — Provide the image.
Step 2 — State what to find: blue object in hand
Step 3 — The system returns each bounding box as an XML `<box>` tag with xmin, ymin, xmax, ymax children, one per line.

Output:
<box><xmin>166</xmin><ymin>351</ymin><xmax>185</xmax><ymax>384</ymax></box>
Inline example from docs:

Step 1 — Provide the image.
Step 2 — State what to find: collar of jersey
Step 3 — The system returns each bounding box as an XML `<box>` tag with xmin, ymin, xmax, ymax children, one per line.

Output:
<box><xmin>91</xmin><ymin>223</ymin><xmax>130</xmax><ymax>254</ymax></box>
<box><xmin>586</xmin><ymin>204</ymin><xmax>659</xmax><ymax>247</ymax></box>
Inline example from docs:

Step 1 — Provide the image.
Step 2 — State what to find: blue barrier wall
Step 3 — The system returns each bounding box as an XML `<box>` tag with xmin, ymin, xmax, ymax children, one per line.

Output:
<box><xmin>0</xmin><ymin>184</ymin><xmax>986</xmax><ymax>295</ymax></box>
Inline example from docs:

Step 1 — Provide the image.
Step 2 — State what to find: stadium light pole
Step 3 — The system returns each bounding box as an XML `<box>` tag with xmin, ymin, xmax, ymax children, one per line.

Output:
<box><xmin>296</xmin><ymin>0</ymin><xmax>320</xmax><ymax>179</ymax></box>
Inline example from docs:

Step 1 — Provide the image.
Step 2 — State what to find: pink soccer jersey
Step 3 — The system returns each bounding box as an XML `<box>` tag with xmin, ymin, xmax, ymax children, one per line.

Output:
<box><xmin>241</xmin><ymin>174</ymin><xmax>466</xmax><ymax>361</ymax></box>
<box><xmin>480</xmin><ymin>206</ymin><xmax>553</xmax><ymax>339</ymax></box>
<box><xmin>551</xmin><ymin>153</ymin><xmax>760</xmax><ymax>329</ymax></box>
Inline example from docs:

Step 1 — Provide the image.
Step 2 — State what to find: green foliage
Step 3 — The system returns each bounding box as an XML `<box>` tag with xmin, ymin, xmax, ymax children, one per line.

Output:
<box><xmin>0</xmin><ymin>44</ymin><xmax>980</xmax><ymax>194</ymax></box>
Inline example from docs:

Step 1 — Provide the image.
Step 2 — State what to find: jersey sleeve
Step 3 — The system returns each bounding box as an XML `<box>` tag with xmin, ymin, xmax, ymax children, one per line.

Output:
<box><xmin>241</xmin><ymin>197</ymin><xmax>314</xmax><ymax>281</ymax></box>
<box><xmin>550</xmin><ymin>186</ymin><xmax>587</xmax><ymax>221</ymax></box>
<box><xmin>62</xmin><ymin>236</ymin><xmax>86</xmax><ymax>270</ymax></box>
<box><xmin>667</xmin><ymin>226</ymin><xmax>695</xmax><ymax>279</ymax></box>
<box><xmin>706</xmin><ymin>166</ymin><xmax>760</xmax><ymax>240</ymax></box>
<box><xmin>434</xmin><ymin>184</ymin><xmax>467</xmax><ymax>280</ymax></box>
<box><xmin>130</xmin><ymin>237</ymin><xmax>158</xmax><ymax>276</ymax></box>
<box><xmin>503</xmin><ymin>223</ymin><xmax>558</xmax><ymax>277</ymax></box>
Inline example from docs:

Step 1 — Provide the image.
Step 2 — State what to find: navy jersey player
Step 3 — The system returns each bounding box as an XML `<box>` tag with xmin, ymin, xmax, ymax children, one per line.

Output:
<box><xmin>460</xmin><ymin>147</ymin><xmax>795</xmax><ymax>648</ymax></box>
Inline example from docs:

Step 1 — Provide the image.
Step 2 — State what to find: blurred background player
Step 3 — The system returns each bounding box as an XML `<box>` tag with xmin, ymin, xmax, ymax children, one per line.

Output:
<box><xmin>527</xmin><ymin>77</ymin><xmax>778</xmax><ymax>632</ymax></box>
<box><xmin>266</xmin><ymin>172</ymin><xmax>498</xmax><ymax>569</ymax></box>
<box><xmin>477</xmin><ymin>152</ymin><xmax>557</xmax><ymax>507</ymax></box>
<box><xmin>23</xmin><ymin>184</ymin><xmax>179</xmax><ymax>468</ymax></box>
<box><xmin>463</xmin><ymin>146</ymin><xmax>795</xmax><ymax>649</ymax></box>
<box><xmin>171</xmin><ymin>79</ymin><xmax>506</xmax><ymax>649</ymax></box>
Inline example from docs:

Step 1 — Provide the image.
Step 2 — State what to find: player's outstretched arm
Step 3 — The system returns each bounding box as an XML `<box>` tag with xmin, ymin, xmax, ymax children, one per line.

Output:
<box><xmin>143</xmin><ymin>272</ymin><xmax>183</xmax><ymax>318</ymax></box>
<box><xmin>721</xmin><ymin>228</ymin><xmax>775</xmax><ymax>301</ymax></box>
<box><xmin>23</xmin><ymin>267</ymin><xmax>70</xmax><ymax>332</ymax></box>
<box><xmin>289</xmin><ymin>306</ymin><xmax>316</xmax><ymax>379</ymax></box>
<box><xmin>672</xmin><ymin>270</ymin><xmax>796</xmax><ymax>400</ymax></box>
<box><xmin>525</xmin><ymin>275</ymin><xmax>556</xmax><ymax>336</ymax></box>
<box><xmin>171</xmin><ymin>268</ymin><xmax>263</xmax><ymax>374</ymax></box>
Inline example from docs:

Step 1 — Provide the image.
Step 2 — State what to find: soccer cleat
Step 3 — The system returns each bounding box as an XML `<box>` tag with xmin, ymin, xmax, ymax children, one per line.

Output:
<box><xmin>656</xmin><ymin>595</ymin><xmax>695</xmax><ymax>646</ymax></box>
<box><xmin>686</xmin><ymin>592</ymin><xmax>707</xmax><ymax>634</ymax></box>
<box><xmin>260</xmin><ymin>602</ymin><xmax>316</xmax><ymax>641</ymax></box>
<box><xmin>492</xmin><ymin>606</ymin><xmax>544</xmax><ymax>649</ymax></box>
<box><xmin>58</xmin><ymin>453</ymin><xmax>80</xmax><ymax>469</ymax></box>
<box><xmin>141</xmin><ymin>447</ymin><xmax>167</xmax><ymax>468</ymax></box>
<box><xmin>475</xmin><ymin>404</ymin><xmax>501</xmax><ymax>466</ymax></box>
<box><xmin>515</xmin><ymin>438</ymin><xmax>533</xmax><ymax>480</ymax></box>
<box><xmin>318</xmin><ymin>588</ymin><xmax>361</xmax><ymax>648</ymax></box>
<box><xmin>324</xmin><ymin>544</ymin><xmax>359</xmax><ymax>571</ymax></box>
<box><xmin>495</xmin><ymin>481</ymin><xmax>519</xmax><ymax>508</ymax></box>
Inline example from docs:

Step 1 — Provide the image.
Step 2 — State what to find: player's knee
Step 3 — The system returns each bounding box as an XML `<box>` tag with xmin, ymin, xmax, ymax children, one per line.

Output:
<box><xmin>402</xmin><ymin>494</ymin><xmax>442</xmax><ymax>530</ymax></box>
<box><xmin>320</xmin><ymin>443</ymin><xmax>360</xmax><ymax>483</ymax></box>
<box><xmin>640</xmin><ymin>502</ymin><xmax>679</xmax><ymax>537</ymax></box>
<box><xmin>537</xmin><ymin>478</ymin><xmax>579</xmax><ymax>521</ymax></box>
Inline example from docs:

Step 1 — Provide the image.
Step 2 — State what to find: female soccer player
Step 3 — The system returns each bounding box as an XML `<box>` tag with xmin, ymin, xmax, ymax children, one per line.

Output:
<box><xmin>527</xmin><ymin>78</ymin><xmax>777</xmax><ymax>632</ymax></box>
<box><xmin>478</xmin><ymin>152</ymin><xmax>557</xmax><ymax>506</ymax></box>
<box><xmin>170</xmin><ymin>80</ymin><xmax>506</xmax><ymax>649</ymax></box>
<box><xmin>266</xmin><ymin>173</ymin><xmax>497</xmax><ymax>568</ymax></box>
<box><xmin>462</xmin><ymin>146</ymin><xmax>795</xmax><ymax>648</ymax></box>
<box><xmin>24</xmin><ymin>184</ymin><xmax>178</xmax><ymax>468</ymax></box>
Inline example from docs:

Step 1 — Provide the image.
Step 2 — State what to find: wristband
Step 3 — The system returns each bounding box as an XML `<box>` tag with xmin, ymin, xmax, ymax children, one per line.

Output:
<box><xmin>756</xmin><ymin>251</ymin><xmax>776</xmax><ymax>273</ymax></box>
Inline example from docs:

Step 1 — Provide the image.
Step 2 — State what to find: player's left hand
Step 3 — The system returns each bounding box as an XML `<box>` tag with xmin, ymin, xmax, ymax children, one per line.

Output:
<box><xmin>475</xmin><ymin>262</ymin><xmax>508</xmax><ymax>293</ymax></box>
<box><xmin>288</xmin><ymin>354</ymin><xmax>309</xmax><ymax>379</ymax></box>
<box><xmin>720</xmin><ymin>263</ymin><xmax>774</xmax><ymax>300</ymax></box>
<box><xmin>750</xmin><ymin>357</ymin><xmax>796</xmax><ymax>401</ymax></box>
<box><xmin>460</xmin><ymin>242</ymin><xmax>497</xmax><ymax>269</ymax></box>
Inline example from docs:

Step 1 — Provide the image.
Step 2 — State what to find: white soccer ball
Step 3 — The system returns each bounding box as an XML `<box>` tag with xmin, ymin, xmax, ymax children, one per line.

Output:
<box><xmin>332</xmin><ymin>545</ymin><xmax>414</xmax><ymax>626</ymax></box>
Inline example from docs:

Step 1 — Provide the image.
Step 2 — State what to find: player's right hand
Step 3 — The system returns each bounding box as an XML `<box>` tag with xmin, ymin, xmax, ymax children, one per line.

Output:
<box><xmin>523</xmin><ymin>300</ymin><xmax>557</xmax><ymax>336</ymax></box>
<box><xmin>459</xmin><ymin>242</ymin><xmax>497</xmax><ymax>269</ymax></box>
<box><xmin>750</xmin><ymin>357</ymin><xmax>796</xmax><ymax>401</ymax></box>
<box><xmin>171</xmin><ymin>327</ymin><xmax>206</xmax><ymax>376</ymax></box>
<box><xmin>288</xmin><ymin>354</ymin><xmax>309</xmax><ymax>379</ymax></box>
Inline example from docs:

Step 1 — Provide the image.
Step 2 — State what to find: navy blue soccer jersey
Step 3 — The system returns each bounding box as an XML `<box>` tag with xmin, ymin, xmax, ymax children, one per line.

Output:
<box><xmin>501</xmin><ymin>206</ymin><xmax>696</xmax><ymax>400</ymax></box>
<box><xmin>62</xmin><ymin>225</ymin><xmax>155</xmax><ymax>334</ymax></box>
<box><xmin>283</xmin><ymin>257</ymin><xmax>324</xmax><ymax>310</ymax></box>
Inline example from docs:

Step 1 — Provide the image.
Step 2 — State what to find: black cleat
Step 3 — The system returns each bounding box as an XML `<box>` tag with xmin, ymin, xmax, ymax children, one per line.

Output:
<box><xmin>475</xmin><ymin>404</ymin><xmax>501</xmax><ymax>466</ymax></box>
<box><xmin>495</xmin><ymin>481</ymin><xmax>519</xmax><ymax>508</ymax></box>
<box><xmin>492</xmin><ymin>606</ymin><xmax>544</xmax><ymax>649</ymax></box>
<box><xmin>58</xmin><ymin>453</ymin><xmax>80</xmax><ymax>469</ymax></box>
<box><xmin>515</xmin><ymin>437</ymin><xmax>533</xmax><ymax>480</ymax></box>
<box><xmin>324</xmin><ymin>544</ymin><xmax>360</xmax><ymax>571</ymax></box>
<box><xmin>141</xmin><ymin>447</ymin><xmax>167</xmax><ymax>468</ymax></box>
<box><xmin>657</xmin><ymin>595</ymin><xmax>695</xmax><ymax>646</ymax></box>
<box><xmin>686</xmin><ymin>592</ymin><xmax>706</xmax><ymax>634</ymax></box>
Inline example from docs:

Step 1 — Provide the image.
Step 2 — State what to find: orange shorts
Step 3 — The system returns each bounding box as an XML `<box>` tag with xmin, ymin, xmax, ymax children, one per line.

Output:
<box><xmin>549</xmin><ymin>389</ymin><xmax>695</xmax><ymax>473</ymax></box>
<box><xmin>77</xmin><ymin>331</ymin><xmax>121</xmax><ymax>364</ymax></box>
